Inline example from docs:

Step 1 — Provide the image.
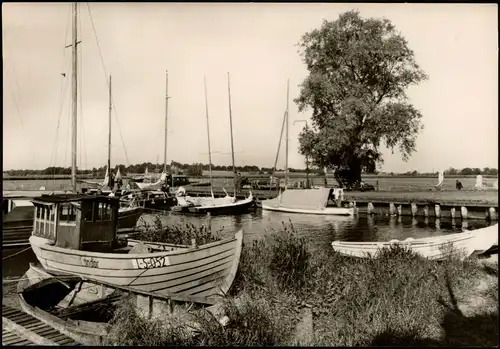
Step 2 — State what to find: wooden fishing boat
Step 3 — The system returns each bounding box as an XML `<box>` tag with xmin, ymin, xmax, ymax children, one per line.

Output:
<box><xmin>29</xmin><ymin>193</ymin><xmax>243</xmax><ymax>298</ymax></box>
<box><xmin>17</xmin><ymin>263</ymin><xmax>228</xmax><ymax>346</ymax></box>
<box><xmin>331</xmin><ymin>224</ymin><xmax>499</xmax><ymax>260</ymax></box>
<box><xmin>261</xmin><ymin>187</ymin><xmax>354</xmax><ymax>216</ymax></box>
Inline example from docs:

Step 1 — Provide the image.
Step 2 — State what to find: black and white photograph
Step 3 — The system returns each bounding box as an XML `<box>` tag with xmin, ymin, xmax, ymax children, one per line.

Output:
<box><xmin>2</xmin><ymin>2</ymin><xmax>498</xmax><ymax>346</ymax></box>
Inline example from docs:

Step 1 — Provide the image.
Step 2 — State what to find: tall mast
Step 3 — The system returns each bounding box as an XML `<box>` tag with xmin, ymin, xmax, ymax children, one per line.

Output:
<box><xmin>227</xmin><ymin>72</ymin><xmax>236</xmax><ymax>198</ymax></box>
<box><xmin>107</xmin><ymin>75</ymin><xmax>112</xmax><ymax>179</ymax></box>
<box><xmin>70</xmin><ymin>2</ymin><xmax>78</xmax><ymax>191</ymax></box>
<box><xmin>284</xmin><ymin>79</ymin><xmax>290</xmax><ymax>190</ymax></box>
<box><xmin>164</xmin><ymin>70</ymin><xmax>169</xmax><ymax>173</ymax></box>
<box><xmin>203</xmin><ymin>76</ymin><xmax>214</xmax><ymax>197</ymax></box>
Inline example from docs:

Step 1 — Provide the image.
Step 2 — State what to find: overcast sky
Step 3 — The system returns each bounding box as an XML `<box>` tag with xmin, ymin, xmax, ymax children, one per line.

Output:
<box><xmin>3</xmin><ymin>3</ymin><xmax>498</xmax><ymax>172</ymax></box>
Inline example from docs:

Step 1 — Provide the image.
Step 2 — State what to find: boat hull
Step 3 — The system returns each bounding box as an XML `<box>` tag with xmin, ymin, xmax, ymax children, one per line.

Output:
<box><xmin>29</xmin><ymin>229</ymin><xmax>243</xmax><ymax>300</ymax></box>
<box><xmin>174</xmin><ymin>196</ymin><xmax>254</xmax><ymax>215</ymax></box>
<box><xmin>331</xmin><ymin>224</ymin><xmax>499</xmax><ymax>260</ymax></box>
<box><xmin>116</xmin><ymin>207</ymin><xmax>143</xmax><ymax>230</ymax></box>
<box><xmin>139</xmin><ymin>197</ymin><xmax>177</xmax><ymax>211</ymax></box>
<box><xmin>261</xmin><ymin>204</ymin><xmax>354</xmax><ymax>216</ymax></box>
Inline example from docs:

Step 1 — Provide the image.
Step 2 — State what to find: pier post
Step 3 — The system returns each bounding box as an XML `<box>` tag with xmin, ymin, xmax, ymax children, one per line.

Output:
<box><xmin>435</xmin><ymin>204</ymin><xmax>441</xmax><ymax>219</ymax></box>
<box><xmin>435</xmin><ymin>218</ymin><xmax>441</xmax><ymax>230</ymax></box>
<box><xmin>451</xmin><ymin>218</ymin><xmax>456</xmax><ymax>228</ymax></box>
<box><xmin>397</xmin><ymin>205</ymin><xmax>402</xmax><ymax>216</ymax></box>
<box><xmin>389</xmin><ymin>203</ymin><xmax>396</xmax><ymax>216</ymax></box>
<box><xmin>489</xmin><ymin>207</ymin><xmax>496</xmax><ymax>221</ymax></box>
<box><xmin>411</xmin><ymin>203</ymin><xmax>418</xmax><ymax>217</ymax></box>
<box><xmin>450</xmin><ymin>207</ymin><xmax>456</xmax><ymax>219</ymax></box>
<box><xmin>462</xmin><ymin>220</ymin><xmax>468</xmax><ymax>230</ymax></box>
<box><xmin>206</xmin><ymin>212</ymin><xmax>211</xmax><ymax>232</ymax></box>
<box><xmin>412</xmin><ymin>218</ymin><xmax>418</xmax><ymax>226</ymax></box>
<box><xmin>423</xmin><ymin>205</ymin><xmax>429</xmax><ymax>218</ymax></box>
<box><xmin>461</xmin><ymin>206</ymin><xmax>468</xmax><ymax>220</ymax></box>
<box><xmin>367</xmin><ymin>202</ymin><xmax>375</xmax><ymax>215</ymax></box>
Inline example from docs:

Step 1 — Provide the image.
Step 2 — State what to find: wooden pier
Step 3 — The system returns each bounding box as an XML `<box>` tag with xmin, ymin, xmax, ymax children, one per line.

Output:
<box><xmin>2</xmin><ymin>305</ymin><xmax>81</xmax><ymax>346</ymax></box>
<box><xmin>184</xmin><ymin>187</ymin><xmax>499</xmax><ymax>221</ymax></box>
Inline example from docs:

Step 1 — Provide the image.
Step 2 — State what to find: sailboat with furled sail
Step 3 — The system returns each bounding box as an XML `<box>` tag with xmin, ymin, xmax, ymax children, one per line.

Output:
<box><xmin>121</xmin><ymin>71</ymin><xmax>177</xmax><ymax>210</ymax></box>
<box><xmin>173</xmin><ymin>74</ymin><xmax>254</xmax><ymax>215</ymax></box>
<box><xmin>73</xmin><ymin>70</ymin><xmax>143</xmax><ymax>228</ymax></box>
<box><xmin>260</xmin><ymin>80</ymin><xmax>354</xmax><ymax>216</ymax></box>
<box><xmin>28</xmin><ymin>2</ymin><xmax>245</xmax><ymax>300</ymax></box>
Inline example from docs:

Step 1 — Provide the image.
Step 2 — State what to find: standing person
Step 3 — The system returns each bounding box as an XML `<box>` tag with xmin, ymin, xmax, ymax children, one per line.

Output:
<box><xmin>456</xmin><ymin>180</ymin><xmax>463</xmax><ymax>191</ymax></box>
<box><xmin>109</xmin><ymin>171</ymin><xmax>115</xmax><ymax>190</ymax></box>
<box><xmin>235</xmin><ymin>172</ymin><xmax>242</xmax><ymax>194</ymax></box>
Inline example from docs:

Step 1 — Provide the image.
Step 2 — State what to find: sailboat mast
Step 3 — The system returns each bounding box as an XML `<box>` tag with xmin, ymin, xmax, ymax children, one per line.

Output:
<box><xmin>227</xmin><ymin>72</ymin><xmax>236</xmax><ymax>198</ymax></box>
<box><xmin>164</xmin><ymin>70</ymin><xmax>169</xmax><ymax>174</ymax></box>
<box><xmin>203</xmin><ymin>77</ymin><xmax>214</xmax><ymax>193</ymax></box>
<box><xmin>70</xmin><ymin>2</ymin><xmax>78</xmax><ymax>191</ymax></box>
<box><xmin>107</xmin><ymin>75</ymin><xmax>112</xmax><ymax>177</ymax></box>
<box><xmin>284</xmin><ymin>79</ymin><xmax>290</xmax><ymax>190</ymax></box>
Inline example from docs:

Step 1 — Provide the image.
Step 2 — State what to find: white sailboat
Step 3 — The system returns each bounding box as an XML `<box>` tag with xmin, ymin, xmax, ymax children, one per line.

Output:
<box><xmin>261</xmin><ymin>80</ymin><xmax>353</xmax><ymax>216</ymax></box>
<box><xmin>174</xmin><ymin>74</ymin><xmax>254</xmax><ymax>215</ymax></box>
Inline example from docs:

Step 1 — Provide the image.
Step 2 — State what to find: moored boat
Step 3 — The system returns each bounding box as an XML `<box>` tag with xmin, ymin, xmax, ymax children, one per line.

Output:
<box><xmin>17</xmin><ymin>263</ymin><xmax>228</xmax><ymax>346</ymax></box>
<box><xmin>174</xmin><ymin>189</ymin><xmax>254</xmax><ymax>215</ymax></box>
<box><xmin>29</xmin><ymin>193</ymin><xmax>243</xmax><ymax>298</ymax></box>
<box><xmin>331</xmin><ymin>223</ymin><xmax>499</xmax><ymax>260</ymax></box>
<box><xmin>261</xmin><ymin>187</ymin><xmax>354</xmax><ymax>216</ymax></box>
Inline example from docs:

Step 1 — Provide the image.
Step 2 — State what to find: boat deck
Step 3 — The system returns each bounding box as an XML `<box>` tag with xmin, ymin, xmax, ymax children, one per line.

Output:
<box><xmin>2</xmin><ymin>305</ymin><xmax>81</xmax><ymax>346</ymax></box>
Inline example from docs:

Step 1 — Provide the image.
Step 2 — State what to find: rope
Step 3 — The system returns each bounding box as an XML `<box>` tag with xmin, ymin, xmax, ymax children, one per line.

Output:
<box><xmin>3</xmin><ymin>246</ymin><xmax>32</xmax><ymax>260</ymax></box>
<box><xmin>86</xmin><ymin>2</ymin><xmax>131</xmax><ymax>167</ymax></box>
<box><xmin>48</xmin><ymin>4</ymin><xmax>72</xmax><ymax>180</ymax></box>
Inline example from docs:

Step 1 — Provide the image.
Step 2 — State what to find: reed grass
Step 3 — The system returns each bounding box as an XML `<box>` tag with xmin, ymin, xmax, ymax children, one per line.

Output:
<box><xmin>107</xmin><ymin>222</ymin><xmax>498</xmax><ymax>346</ymax></box>
<box><xmin>136</xmin><ymin>215</ymin><xmax>223</xmax><ymax>246</ymax></box>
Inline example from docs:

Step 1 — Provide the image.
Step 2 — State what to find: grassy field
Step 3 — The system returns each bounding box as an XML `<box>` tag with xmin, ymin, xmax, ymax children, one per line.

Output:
<box><xmin>3</xmin><ymin>175</ymin><xmax>498</xmax><ymax>192</ymax></box>
<box><xmin>103</xmin><ymin>222</ymin><xmax>498</xmax><ymax>346</ymax></box>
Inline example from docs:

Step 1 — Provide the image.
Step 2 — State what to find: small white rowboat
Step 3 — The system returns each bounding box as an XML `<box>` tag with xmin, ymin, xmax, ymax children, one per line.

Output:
<box><xmin>331</xmin><ymin>224</ymin><xmax>498</xmax><ymax>260</ymax></box>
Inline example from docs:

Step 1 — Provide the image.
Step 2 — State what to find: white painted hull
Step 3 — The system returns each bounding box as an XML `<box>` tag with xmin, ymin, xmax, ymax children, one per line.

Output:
<box><xmin>261</xmin><ymin>204</ymin><xmax>354</xmax><ymax>216</ymax></box>
<box><xmin>29</xmin><ymin>229</ymin><xmax>243</xmax><ymax>300</ymax></box>
<box><xmin>331</xmin><ymin>224</ymin><xmax>498</xmax><ymax>260</ymax></box>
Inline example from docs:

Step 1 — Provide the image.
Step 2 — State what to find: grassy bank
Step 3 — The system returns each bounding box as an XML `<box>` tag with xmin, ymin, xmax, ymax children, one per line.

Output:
<box><xmin>107</xmin><ymin>222</ymin><xmax>498</xmax><ymax>346</ymax></box>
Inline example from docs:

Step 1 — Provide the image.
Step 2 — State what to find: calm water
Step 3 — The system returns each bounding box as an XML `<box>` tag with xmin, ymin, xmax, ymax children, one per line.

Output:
<box><xmin>3</xmin><ymin>208</ymin><xmax>492</xmax><ymax>278</ymax></box>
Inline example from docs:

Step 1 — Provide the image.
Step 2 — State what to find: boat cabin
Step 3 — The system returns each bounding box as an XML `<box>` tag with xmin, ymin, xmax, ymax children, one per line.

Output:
<box><xmin>31</xmin><ymin>194</ymin><xmax>120</xmax><ymax>252</ymax></box>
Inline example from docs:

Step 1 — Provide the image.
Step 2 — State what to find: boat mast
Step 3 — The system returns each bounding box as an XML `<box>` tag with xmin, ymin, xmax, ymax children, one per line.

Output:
<box><xmin>203</xmin><ymin>77</ymin><xmax>214</xmax><ymax>198</ymax></box>
<box><xmin>70</xmin><ymin>2</ymin><xmax>78</xmax><ymax>192</ymax></box>
<box><xmin>107</xmin><ymin>75</ymin><xmax>112</xmax><ymax>183</ymax></box>
<box><xmin>285</xmin><ymin>79</ymin><xmax>290</xmax><ymax>190</ymax></box>
<box><xmin>164</xmin><ymin>70</ymin><xmax>169</xmax><ymax>174</ymax></box>
<box><xmin>227</xmin><ymin>72</ymin><xmax>236</xmax><ymax>198</ymax></box>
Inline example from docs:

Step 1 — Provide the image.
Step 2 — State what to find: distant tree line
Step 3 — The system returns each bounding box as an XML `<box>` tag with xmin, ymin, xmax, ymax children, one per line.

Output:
<box><xmin>399</xmin><ymin>167</ymin><xmax>498</xmax><ymax>176</ymax></box>
<box><xmin>3</xmin><ymin>163</ymin><xmax>497</xmax><ymax>178</ymax></box>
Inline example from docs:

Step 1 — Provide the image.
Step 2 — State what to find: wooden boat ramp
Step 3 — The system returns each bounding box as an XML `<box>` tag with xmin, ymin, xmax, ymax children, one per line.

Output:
<box><xmin>2</xmin><ymin>304</ymin><xmax>81</xmax><ymax>346</ymax></box>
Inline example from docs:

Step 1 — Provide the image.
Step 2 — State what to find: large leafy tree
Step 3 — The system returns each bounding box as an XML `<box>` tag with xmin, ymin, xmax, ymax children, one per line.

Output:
<box><xmin>295</xmin><ymin>10</ymin><xmax>428</xmax><ymax>187</ymax></box>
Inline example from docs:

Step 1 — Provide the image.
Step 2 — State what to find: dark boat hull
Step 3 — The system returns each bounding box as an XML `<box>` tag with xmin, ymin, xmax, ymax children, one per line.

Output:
<box><xmin>117</xmin><ymin>207</ymin><xmax>143</xmax><ymax>230</ymax></box>
<box><xmin>138</xmin><ymin>197</ymin><xmax>177</xmax><ymax>211</ymax></box>
<box><xmin>174</xmin><ymin>198</ymin><xmax>255</xmax><ymax>216</ymax></box>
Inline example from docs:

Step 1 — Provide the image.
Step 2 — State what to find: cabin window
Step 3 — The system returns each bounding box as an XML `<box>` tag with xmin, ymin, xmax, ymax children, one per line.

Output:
<box><xmin>34</xmin><ymin>204</ymin><xmax>57</xmax><ymax>240</ymax></box>
<box><xmin>96</xmin><ymin>202</ymin><xmax>112</xmax><ymax>221</ymax></box>
<box><xmin>60</xmin><ymin>204</ymin><xmax>77</xmax><ymax>222</ymax></box>
<box><xmin>83</xmin><ymin>204</ymin><xmax>94</xmax><ymax>222</ymax></box>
